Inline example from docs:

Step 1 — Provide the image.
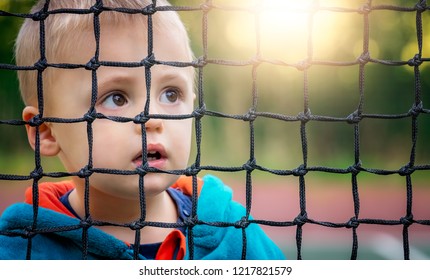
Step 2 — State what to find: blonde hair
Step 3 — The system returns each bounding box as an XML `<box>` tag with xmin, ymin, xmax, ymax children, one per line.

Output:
<box><xmin>15</xmin><ymin>0</ymin><xmax>194</xmax><ymax>106</ymax></box>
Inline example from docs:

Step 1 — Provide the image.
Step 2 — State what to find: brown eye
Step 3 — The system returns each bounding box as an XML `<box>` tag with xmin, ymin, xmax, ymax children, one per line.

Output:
<box><xmin>160</xmin><ymin>89</ymin><xmax>180</xmax><ymax>104</ymax></box>
<box><xmin>112</xmin><ymin>94</ymin><xmax>127</xmax><ymax>106</ymax></box>
<box><xmin>101</xmin><ymin>92</ymin><xmax>128</xmax><ymax>109</ymax></box>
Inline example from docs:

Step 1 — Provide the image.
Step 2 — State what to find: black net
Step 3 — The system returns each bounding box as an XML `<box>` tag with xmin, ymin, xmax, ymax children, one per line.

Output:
<box><xmin>0</xmin><ymin>0</ymin><xmax>429</xmax><ymax>260</ymax></box>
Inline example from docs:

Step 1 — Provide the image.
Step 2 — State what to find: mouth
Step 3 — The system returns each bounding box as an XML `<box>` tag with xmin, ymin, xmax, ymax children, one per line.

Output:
<box><xmin>146</xmin><ymin>151</ymin><xmax>162</xmax><ymax>161</ymax></box>
<box><xmin>133</xmin><ymin>144</ymin><xmax>167</xmax><ymax>168</ymax></box>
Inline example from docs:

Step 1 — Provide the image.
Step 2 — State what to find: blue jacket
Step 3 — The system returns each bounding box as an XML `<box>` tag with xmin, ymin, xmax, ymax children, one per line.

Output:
<box><xmin>0</xmin><ymin>175</ymin><xmax>285</xmax><ymax>260</ymax></box>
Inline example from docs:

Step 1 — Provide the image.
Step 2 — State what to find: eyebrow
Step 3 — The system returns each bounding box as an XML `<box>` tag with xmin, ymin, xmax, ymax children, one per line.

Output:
<box><xmin>96</xmin><ymin>71</ymin><xmax>135</xmax><ymax>94</ymax></box>
<box><xmin>154</xmin><ymin>66</ymin><xmax>193</xmax><ymax>86</ymax></box>
<box><xmin>159</xmin><ymin>72</ymin><xmax>189</xmax><ymax>84</ymax></box>
<box><xmin>95</xmin><ymin>66</ymin><xmax>192</xmax><ymax>95</ymax></box>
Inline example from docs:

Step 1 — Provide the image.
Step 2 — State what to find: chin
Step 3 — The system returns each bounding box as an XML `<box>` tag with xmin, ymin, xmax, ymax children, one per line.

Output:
<box><xmin>92</xmin><ymin>173</ymin><xmax>179</xmax><ymax>200</ymax></box>
<box><xmin>138</xmin><ymin>173</ymin><xmax>179</xmax><ymax>194</ymax></box>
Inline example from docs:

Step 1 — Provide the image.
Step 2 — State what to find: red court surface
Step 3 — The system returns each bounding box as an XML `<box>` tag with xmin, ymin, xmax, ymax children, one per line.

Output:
<box><xmin>229</xmin><ymin>178</ymin><xmax>430</xmax><ymax>259</ymax></box>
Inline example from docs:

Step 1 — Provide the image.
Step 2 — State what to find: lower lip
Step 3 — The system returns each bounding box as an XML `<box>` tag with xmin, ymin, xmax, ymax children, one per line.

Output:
<box><xmin>133</xmin><ymin>158</ymin><xmax>167</xmax><ymax>170</ymax></box>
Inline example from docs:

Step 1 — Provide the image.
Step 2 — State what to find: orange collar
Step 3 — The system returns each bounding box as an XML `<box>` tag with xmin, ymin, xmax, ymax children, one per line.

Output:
<box><xmin>24</xmin><ymin>176</ymin><xmax>203</xmax><ymax>218</ymax></box>
<box><xmin>24</xmin><ymin>181</ymin><xmax>75</xmax><ymax>218</ymax></box>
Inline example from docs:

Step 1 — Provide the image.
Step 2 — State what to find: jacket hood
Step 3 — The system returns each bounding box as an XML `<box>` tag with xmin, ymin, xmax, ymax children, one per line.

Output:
<box><xmin>0</xmin><ymin>202</ymin><xmax>133</xmax><ymax>259</ymax></box>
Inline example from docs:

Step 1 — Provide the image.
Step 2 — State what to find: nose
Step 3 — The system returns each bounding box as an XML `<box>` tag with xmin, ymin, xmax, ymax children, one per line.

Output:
<box><xmin>134</xmin><ymin>104</ymin><xmax>164</xmax><ymax>134</ymax></box>
<box><xmin>144</xmin><ymin>115</ymin><xmax>163</xmax><ymax>132</ymax></box>
<box><xmin>134</xmin><ymin>114</ymin><xmax>163</xmax><ymax>134</ymax></box>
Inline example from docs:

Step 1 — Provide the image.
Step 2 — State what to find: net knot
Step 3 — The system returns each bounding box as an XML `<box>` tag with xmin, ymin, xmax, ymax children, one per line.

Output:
<box><xmin>85</xmin><ymin>57</ymin><xmax>100</xmax><ymax>71</ymax></box>
<box><xmin>192</xmin><ymin>104</ymin><xmax>206</xmax><ymax>119</ymax></box>
<box><xmin>141</xmin><ymin>54</ymin><xmax>155</xmax><ymax>68</ymax></box>
<box><xmin>295</xmin><ymin>59</ymin><xmax>311</xmax><ymax>71</ymax></box>
<box><xmin>90</xmin><ymin>1</ymin><xmax>104</xmax><ymax>16</ymax></box>
<box><xmin>400</xmin><ymin>215</ymin><xmax>414</xmax><ymax>227</ymax></box>
<box><xmin>24</xmin><ymin>226</ymin><xmax>37</xmax><ymax>239</ymax></box>
<box><xmin>292</xmin><ymin>164</ymin><xmax>307</xmax><ymax>177</ymax></box>
<box><xmin>415</xmin><ymin>1</ymin><xmax>427</xmax><ymax>13</ymax></box>
<box><xmin>407</xmin><ymin>54</ymin><xmax>422</xmax><ymax>67</ymax></box>
<box><xmin>357</xmin><ymin>52</ymin><xmax>370</xmax><ymax>65</ymax></box>
<box><xmin>84</xmin><ymin>108</ymin><xmax>97</xmax><ymax>123</ymax></box>
<box><xmin>408</xmin><ymin>101</ymin><xmax>423</xmax><ymax>117</ymax></box>
<box><xmin>28</xmin><ymin>114</ymin><xmax>44</xmax><ymax>127</ymax></box>
<box><xmin>251</xmin><ymin>55</ymin><xmax>262</xmax><ymax>67</ymax></box>
<box><xmin>243</xmin><ymin>109</ymin><xmax>257</xmax><ymax>122</ymax></box>
<box><xmin>398</xmin><ymin>164</ymin><xmax>415</xmax><ymax>176</ymax></box>
<box><xmin>243</xmin><ymin>159</ymin><xmax>256</xmax><ymax>172</ymax></box>
<box><xmin>142</xmin><ymin>3</ymin><xmax>156</xmax><ymax>15</ymax></box>
<box><xmin>195</xmin><ymin>56</ymin><xmax>207</xmax><ymax>67</ymax></box>
<box><xmin>78</xmin><ymin>165</ymin><xmax>93</xmax><ymax>178</ymax></box>
<box><xmin>34</xmin><ymin>58</ymin><xmax>48</xmax><ymax>71</ymax></box>
<box><xmin>200</xmin><ymin>2</ymin><xmax>213</xmax><ymax>12</ymax></box>
<box><xmin>184</xmin><ymin>164</ymin><xmax>200</xmax><ymax>177</ymax></box>
<box><xmin>347</xmin><ymin>162</ymin><xmax>362</xmax><ymax>175</ymax></box>
<box><xmin>30</xmin><ymin>166</ymin><xmax>44</xmax><ymax>180</ymax></box>
<box><xmin>184</xmin><ymin>216</ymin><xmax>198</xmax><ymax>227</ymax></box>
<box><xmin>297</xmin><ymin>109</ymin><xmax>311</xmax><ymax>123</ymax></box>
<box><xmin>346</xmin><ymin>217</ymin><xmax>359</xmax><ymax>228</ymax></box>
<box><xmin>80</xmin><ymin>217</ymin><xmax>93</xmax><ymax>229</ymax></box>
<box><xmin>129</xmin><ymin>221</ymin><xmax>144</xmax><ymax>231</ymax></box>
<box><xmin>234</xmin><ymin>217</ymin><xmax>250</xmax><ymax>229</ymax></box>
<box><xmin>358</xmin><ymin>3</ymin><xmax>371</xmax><ymax>14</ymax></box>
<box><xmin>294</xmin><ymin>213</ymin><xmax>308</xmax><ymax>226</ymax></box>
<box><xmin>346</xmin><ymin>110</ymin><xmax>362</xmax><ymax>124</ymax></box>
<box><xmin>134</xmin><ymin>112</ymin><xmax>149</xmax><ymax>125</ymax></box>
<box><xmin>136</xmin><ymin>162</ymin><xmax>149</xmax><ymax>176</ymax></box>
<box><xmin>31</xmin><ymin>10</ymin><xmax>49</xmax><ymax>21</ymax></box>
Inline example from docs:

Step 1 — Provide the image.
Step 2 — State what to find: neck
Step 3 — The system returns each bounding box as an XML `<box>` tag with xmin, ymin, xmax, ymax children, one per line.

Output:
<box><xmin>68</xmin><ymin>185</ymin><xmax>178</xmax><ymax>244</ymax></box>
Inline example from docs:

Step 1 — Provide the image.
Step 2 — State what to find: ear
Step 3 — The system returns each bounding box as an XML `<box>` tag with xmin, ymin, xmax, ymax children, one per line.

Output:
<box><xmin>22</xmin><ymin>106</ymin><xmax>60</xmax><ymax>156</ymax></box>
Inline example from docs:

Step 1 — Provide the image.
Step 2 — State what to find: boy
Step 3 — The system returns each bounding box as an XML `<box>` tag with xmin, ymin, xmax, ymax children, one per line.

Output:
<box><xmin>0</xmin><ymin>0</ymin><xmax>285</xmax><ymax>260</ymax></box>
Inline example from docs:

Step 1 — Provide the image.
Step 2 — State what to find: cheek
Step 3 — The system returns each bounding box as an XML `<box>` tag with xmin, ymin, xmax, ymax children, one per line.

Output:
<box><xmin>171</xmin><ymin>119</ymin><xmax>193</xmax><ymax>160</ymax></box>
<box><xmin>52</xmin><ymin>123</ymin><xmax>90</xmax><ymax>171</ymax></box>
<box><xmin>91</xmin><ymin>121</ymin><xmax>127</xmax><ymax>166</ymax></box>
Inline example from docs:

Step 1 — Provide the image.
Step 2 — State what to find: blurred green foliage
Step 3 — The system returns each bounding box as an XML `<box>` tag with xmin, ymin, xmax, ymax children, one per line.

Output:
<box><xmin>0</xmin><ymin>0</ymin><xmax>429</xmax><ymax>181</ymax></box>
<box><xmin>0</xmin><ymin>0</ymin><xmax>36</xmax><ymax>162</ymax></box>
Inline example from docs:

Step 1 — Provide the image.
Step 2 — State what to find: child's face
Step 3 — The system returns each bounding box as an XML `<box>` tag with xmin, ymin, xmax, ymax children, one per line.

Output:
<box><xmin>44</xmin><ymin>22</ymin><xmax>195</xmax><ymax>199</ymax></box>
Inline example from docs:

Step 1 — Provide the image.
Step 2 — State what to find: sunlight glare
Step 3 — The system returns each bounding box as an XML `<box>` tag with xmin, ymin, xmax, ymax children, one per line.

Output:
<box><xmin>225</xmin><ymin>0</ymin><xmax>354</xmax><ymax>62</ymax></box>
<box><xmin>260</xmin><ymin>0</ymin><xmax>313</xmax><ymax>29</ymax></box>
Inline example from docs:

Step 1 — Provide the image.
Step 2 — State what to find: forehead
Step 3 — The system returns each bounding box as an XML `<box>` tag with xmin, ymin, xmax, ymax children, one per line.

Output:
<box><xmin>56</xmin><ymin>18</ymin><xmax>191</xmax><ymax>63</ymax></box>
<box><xmin>45</xmin><ymin>18</ymin><xmax>194</xmax><ymax>110</ymax></box>
<box><xmin>47</xmin><ymin>18</ymin><xmax>195</xmax><ymax>94</ymax></box>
